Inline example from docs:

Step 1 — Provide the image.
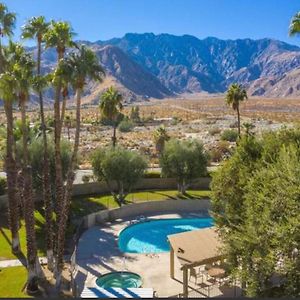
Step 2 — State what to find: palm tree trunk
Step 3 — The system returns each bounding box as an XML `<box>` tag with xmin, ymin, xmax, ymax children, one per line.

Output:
<box><xmin>37</xmin><ymin>39</ymin><xmax>54</xmax><ymax>271</ymax></box>
<box><xmin>4</xmin><ymin>101</ymin><xmax>20</xmax><ymax>254</ymax></box>
<box><xmin>112</xmin><ymin>125</ymin><xmax>117</xmax><ymax>147</ymax></box>
<box><xmin>53</xmin><ymin>52</ymin><xmax>65</xmax><ymax>243</ymax></box>
<box><xmin>55</xmin><ymin>88</ymin><xmax>82</xmax><ymax>290</ymax></box>
<box><xmin>20</xmin><ymin>99</ymin><xmax>44</xmax><ymax>287</ymax></box>
<box><xmin>237</xmin><ymin>105</ymin><xmax>241</xmax><ymax>137</ymax></box>
<box><xmin>60</xmin><ymin>90</ymin><xmax>67</xmax><ymax>134</ymax></box>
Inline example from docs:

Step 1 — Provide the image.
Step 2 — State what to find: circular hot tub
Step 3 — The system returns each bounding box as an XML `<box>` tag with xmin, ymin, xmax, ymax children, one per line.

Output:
<box><xmin>95</xmin><ymin>272</ymin><xmax>142</xmax><ymax>288</ymax></box>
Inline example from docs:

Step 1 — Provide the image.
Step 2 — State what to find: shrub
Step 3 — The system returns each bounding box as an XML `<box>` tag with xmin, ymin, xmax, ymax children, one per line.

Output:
<box><xmin>209</xmin><ymin>127</ymin><xmax>221</xmax><ymax>136</ymax></box>
<box><xmin>0</xmin><ymin>176</ymin><xmax>7</xmax><ymax>195</ymax></box>
<box><xmin>221</xmin><ymin>129</ymin><xmax>238</xmax><ymax>142</ymax></box>
<box><xmin>171</xmin><ymin>116</ymin><xmax>181</xmax><ymax>126</ymax></box>
<box><xmin>209</xmin><ymin>141</ymin><xmax>231</xmax><ymax>163</ymax></box>
<box><xmin>118</xmin><ymin>118</ymin><xmax>135</xmax><ymax>132</ymax></box>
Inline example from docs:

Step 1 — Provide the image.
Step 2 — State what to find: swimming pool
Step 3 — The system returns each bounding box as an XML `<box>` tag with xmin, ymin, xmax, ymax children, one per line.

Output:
<box><xmin>118</xmin><ymin>217</ymin><xmax>213</xmax><ymax>253</ymax></box>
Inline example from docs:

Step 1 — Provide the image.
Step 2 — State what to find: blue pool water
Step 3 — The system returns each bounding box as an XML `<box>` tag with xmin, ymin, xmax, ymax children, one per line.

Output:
<box><xmin>118</xmin><ymin>218</ymin><xmax>213</xmax><ymax>253</ymax></box>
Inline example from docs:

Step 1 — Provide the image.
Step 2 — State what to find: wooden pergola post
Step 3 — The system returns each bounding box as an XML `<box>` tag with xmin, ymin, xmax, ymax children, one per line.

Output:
<box><xmin>170</xmin><ymin>247</ymin><xmax>175</xmax><ymax>279</ymax></box>
<box><xmin>183</xmin><ymin>266</ymin><xmax>188</xmax><ymax>298</ymax></box>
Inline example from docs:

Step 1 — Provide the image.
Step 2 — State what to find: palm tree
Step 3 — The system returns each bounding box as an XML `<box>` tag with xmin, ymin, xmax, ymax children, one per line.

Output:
<box><xmin>225</xmin><ymin>83</ymin><xmax>248</xmax><ymax>136</ymax></box>
<box><xmin>21</xmin><ymin>16</ymin><xmax>54</xmax><ymax>270</ymax></box>
<box><xmin>0</xmin><ymin>72</ymin><xmax>20</xmax><ymax>253</ymax></box>
<box><xmin>45</xmin><ymin>21</ymin><xmax>75</xmax><ymax>237</ymax></box>
<box><xmin>0</xmin><ymin>4</ymin><xmax>20</xmax><ymax>254</ymax></box>
<box><xmin>153</xmin><ymin>126</ymin><xmax>170</xmax><ymax>155</ymax></box>
<box><xmin>54</xmin><ymin>45</ymin><xmax>104</xmax><ymax>289</ymax></box>
<box><xmin>289</xmin><ymin>12</ymin><xmax>300</xmax><ymax>37</ymax></box>
<box><xmin>99</xmin><ymin>86</ymin><xmax>123</xmax><ymax>147</ymax></box>
<box><xmin>0</xmin><ymin>3</ymin><xmax>16</xmax><ymax>70</ymax></box>
<box><xmin>13</xmin><ymin>46</ymin><xmax>44</xmax><ymax>289</ymax></box>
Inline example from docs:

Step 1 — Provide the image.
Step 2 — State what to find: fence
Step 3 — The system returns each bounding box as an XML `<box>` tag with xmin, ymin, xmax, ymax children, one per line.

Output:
<box><xmin>71</xmin><ymin>177</ymin><xmax>211</xmax><ymax>197</ymax></box>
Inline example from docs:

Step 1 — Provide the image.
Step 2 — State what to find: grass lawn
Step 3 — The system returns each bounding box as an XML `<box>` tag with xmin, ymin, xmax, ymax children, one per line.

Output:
<box><xmin>0</xmin><ymin>189</ymin><xmax>211</xmax><ymax>260</ymax></box>
<box><xmin>0</xmin><ymin>266</ymin><xmax>30</xmax><ymax>298</ymax></box>
<box><xmin>0</xmin><ymin>210</ymin><xmax>46</xmax><ymax>261</ymax></box>
<box><xmin>71</xmin><ymin>189</ymin><xmax>211</xmax><ymax>217</ymax></box>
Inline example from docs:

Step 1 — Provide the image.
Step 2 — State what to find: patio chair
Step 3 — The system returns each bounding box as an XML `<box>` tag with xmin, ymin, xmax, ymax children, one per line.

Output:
<box><xmin>189</xmin><ymin>267</ymin><xmax>204</xmax><ymax>284</ymax></box>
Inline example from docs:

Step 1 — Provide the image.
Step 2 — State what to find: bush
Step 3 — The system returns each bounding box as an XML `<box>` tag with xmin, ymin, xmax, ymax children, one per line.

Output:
<box><xmin>209</xmin><ymin>127</ymin><xmax>221</xmax><ymax>136</ymax></box>
<box><xmin>0</xmin><ymin>176</ymin><xmax>7</xmax><ymax>195</ymax></box>
<box><xmin>221</xmin><ymin>129</ymin><xmax>238</xmax><ymax>142</ymax></box>
<box><xmin>118</xmin><ymin>118</ymin><xmax>134</xmax><ymax>132</ymax></box>
<box><xmin>171</xmin><ymin>116</ymin><xmax>181</xmax><ymax>126</ymax></box>
<box><xmin>209</xmin><ymin>141</ymin><xmax>231</xmax><ymax>162</ymax></box>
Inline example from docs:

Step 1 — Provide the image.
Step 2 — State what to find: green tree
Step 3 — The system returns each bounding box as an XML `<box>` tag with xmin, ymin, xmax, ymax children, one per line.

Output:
<box><xmin>225</xmin><ymin>83</ymin><xmax>248</xmax><ymax>136</ymax></box>
<box><xmin>160</xmin><ymin>139</ymin><xmax>208</xmax><ymax>194</ymax></box>
<box><xmin>0</xmin><ymin>3</ymin><xmax>20</xmax><ymax>255</ymax></box>
<box><xmin>211</xmin><ymin>129</ymin><xmax>300</xmax><ymax>297</ymax></box>
<box><xmin>25</xmin><ymin>136</ymin><xmax>72</xmax><ymax>193</ymax></box>
<box><xmin>53</xmin><ymin>45</ymin><xmax>104</xmax><ymax>288</ymax></box>
<box><xmin>92</xmin><ymin>147</ymin><xmax>147</xmax><ymax>206</ymax></box>
<box><xmin>21</xmin><ymin>16</ymin><xmax>55</xmax><ymax>270</ymax></box>
<box><xmin>99</xmin><ymin>86</ymin><xmax>123</xmax><ymax>147</ymax></box>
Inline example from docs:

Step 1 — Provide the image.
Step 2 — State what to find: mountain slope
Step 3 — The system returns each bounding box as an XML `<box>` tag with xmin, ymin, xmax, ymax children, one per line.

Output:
<box><xmin>97</xmin><ymin>33</ymin><xmax>300</xmax><ymax>97</ymax></box>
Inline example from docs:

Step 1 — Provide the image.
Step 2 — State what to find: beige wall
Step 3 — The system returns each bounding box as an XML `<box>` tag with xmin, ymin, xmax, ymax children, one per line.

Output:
<box><xmin>83</xmin><ymin>199</ymin><xmax>211</xmax><ymax>229</ymax></box>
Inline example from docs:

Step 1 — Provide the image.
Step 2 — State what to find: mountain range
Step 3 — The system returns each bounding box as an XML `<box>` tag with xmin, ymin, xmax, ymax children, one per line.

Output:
<box><xmin>38</xmin><ymin>33</ymin><xmax>300</xmax><ymax>105</ymax></box>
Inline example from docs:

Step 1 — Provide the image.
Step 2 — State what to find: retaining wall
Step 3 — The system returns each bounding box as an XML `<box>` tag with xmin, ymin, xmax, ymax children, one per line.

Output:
<box><xmin>82</xmin><ymin>198</ymin><xmax>211</xmax><ymax>229</ymax></box>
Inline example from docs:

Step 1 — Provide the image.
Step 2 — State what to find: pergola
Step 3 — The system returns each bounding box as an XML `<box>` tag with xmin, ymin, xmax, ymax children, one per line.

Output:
<box><xmin>168</xmin><ymin>227</ymin><xmax>224</xmax><ymax>298</ymax></box>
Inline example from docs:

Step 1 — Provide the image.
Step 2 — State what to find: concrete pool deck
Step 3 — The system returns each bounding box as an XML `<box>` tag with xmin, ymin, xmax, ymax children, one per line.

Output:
<box><xmin>74</xmin><ymin>212</ymin><xmax>241</xmax><ymax>298</ymax></box>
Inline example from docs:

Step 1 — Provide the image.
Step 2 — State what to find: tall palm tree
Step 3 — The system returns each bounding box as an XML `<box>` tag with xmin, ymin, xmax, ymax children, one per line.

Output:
<box><xmin>0</xmin><ymin>4</ymin><xmax>20</xmax><ymax>254</ymax></box>
<box><xmin>13</xmin><ymin>46</ymin><xmax>44</xmax><ymax>288</ymax></box>
<box><xmin>0</xmin><ymin>72</ymin><xmax>20</xmax><ymax>253</ymax></box>
<box><xmin>44</xmin><ymin>21</ymin><xmax>75</xmax><ymax>237</ymax></box>
<box><xmin>21</xmin><ymin>16</ymin><xmax>54</xmax><ymax>270</ymax></box>
<box><xmin>153</xmin><ymin>126</ymin><xmax>170</xmax><ymax>155</ymax></box>
<box><xmin>99</xmin><ymin>86</ymin><xmax>123</xmax><ymax>147</ymax></box>
<box><xmin>225</xmin><ymin>83</ymin><xmax>248</xmax><ymax>136</ymax></box>
<box><xmin>289</xmin><ymin>12</ymin><xmax>300</xmax><ymax>37</ymax></box>
<box><xmin>54</xmin><ymin>45</ymin><xmax>104</xmax><ymax>289</ymax></box>
<box><xmin>0</xmin><ymin>3</ymin><xmax>16</xmax><ymax>70</ymax></box>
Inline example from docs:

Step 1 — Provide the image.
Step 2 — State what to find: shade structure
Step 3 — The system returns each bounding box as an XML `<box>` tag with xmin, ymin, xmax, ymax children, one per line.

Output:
<box><xmin>168</xmin><ymin>227</ymin><xmax>223</xmax><ymax>269</ymax></box>
<box><xmin>168</xmin><ymin>227</ymin><xmax>224</xmax><ymax>297</ymax></box>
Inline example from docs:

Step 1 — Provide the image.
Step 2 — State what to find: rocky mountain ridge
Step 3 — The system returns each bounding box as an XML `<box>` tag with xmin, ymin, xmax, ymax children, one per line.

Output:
<box><xmin>35</xmin><ymin>33</ymin><xmax>300</xmax><ymax>105</ymax></box>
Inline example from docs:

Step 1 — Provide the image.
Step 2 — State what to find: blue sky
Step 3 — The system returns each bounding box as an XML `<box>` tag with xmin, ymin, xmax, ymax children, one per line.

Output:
<box><xmin>4</xmin><ymin>0</ymin><xmax>300</xmax><ymax>46</ymax></box>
